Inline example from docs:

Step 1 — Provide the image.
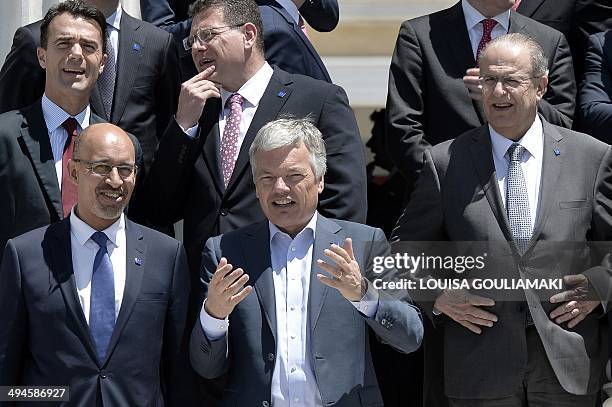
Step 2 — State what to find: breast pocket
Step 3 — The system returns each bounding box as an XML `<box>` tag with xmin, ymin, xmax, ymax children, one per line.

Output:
<box><xmin>137</xmin><ymin>292</ymin><xmax>169</xmax><ymax>302</ymax></box>
<box><xmin>559</xmin><ymin>200</ymin><xmax>588</xmax><ymax>209</ymax></box>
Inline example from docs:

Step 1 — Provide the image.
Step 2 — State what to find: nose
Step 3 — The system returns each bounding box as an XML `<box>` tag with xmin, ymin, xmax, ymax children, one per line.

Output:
<box><xmin>68</xmin><ymin>42</ymin><xmax>84</xmax><ymax>59</ymax></box>
<box><xmin>105</xmin><ymin>167</ymin><xmax>123</xmax><ymax>188</ymax></box>
<box><xmin>273</xmin><ymin>177</ymin><xmax>290</xmax><ymax>192</ymax></box>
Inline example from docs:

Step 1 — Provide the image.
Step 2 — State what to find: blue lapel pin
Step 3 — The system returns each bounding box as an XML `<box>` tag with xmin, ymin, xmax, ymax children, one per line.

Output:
<box><xmin>134</xmin><ymin>257</ymin><xmax>142</xmax><ymax>266</ymax></box>
<box><xmin>277</xmin><ymin>90</ymin><xmax>286</xmax><ymax>98</ymax></box>
<box><xmin>554</xmin><ymin>148</ymin><xmax>561</xmax><ymax>156</ymax></box>
<box><xmin>132</xmin><ymin>43</ymin><xmax>141</xmax><ymax>51</ymax></box>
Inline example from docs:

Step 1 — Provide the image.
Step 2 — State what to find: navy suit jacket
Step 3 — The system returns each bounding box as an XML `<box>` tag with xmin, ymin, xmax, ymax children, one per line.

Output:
<box><xmin>0</xmin><ymin>217</ymin><xmax>195</xmax><ymax>406</ymax></box>
<box><xmin>140</xmin><ymin>0</ymin><xmax>337</xmax><ymax>82</ymax></box>
<box><xmin>190</xmin><ymin>215</ymin><xmax>423</xmax><ymax>406</ymax></box>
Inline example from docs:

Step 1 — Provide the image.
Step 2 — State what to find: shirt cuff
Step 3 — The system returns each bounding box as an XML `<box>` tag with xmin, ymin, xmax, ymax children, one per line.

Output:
<box><xmin>199</xmin><ymin>299</ymin><xmax>229</xmax><ymax>340</ymax></box>
<box><xmin>178</xmin><ymin>118</ymin><xmax>199</xmax><ymax>139</ymax></box>
<box><xmin>351</xmin><ymin>279</ymin><xmax>379</xmax><ymax>318</ymax></box>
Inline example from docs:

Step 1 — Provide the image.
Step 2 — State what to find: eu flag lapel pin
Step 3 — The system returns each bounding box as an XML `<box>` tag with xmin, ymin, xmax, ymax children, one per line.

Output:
<box><xmin>554</xmin><ymin>148</ymin><xmax>561</xmax><ymax>156</ymax></box>
<box><xmin>134</xmin><ymin>257</ymin><xmax>142</xmax><ymax>266</ymax></box>
<box><xmin>132</xmin><ymin>43</ymin><xmax>141</xmax><ymax>51</ymax></box>
<box><xmin>277</xmin><ymin>90</ymin><xmax>286</xmax><ymax>98</ymax></box>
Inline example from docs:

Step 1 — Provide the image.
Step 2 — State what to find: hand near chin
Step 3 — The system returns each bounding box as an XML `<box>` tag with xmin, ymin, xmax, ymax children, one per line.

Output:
<box><xmin>175</xmin><ymin>65</ymin><xmax>221</xmax><ymax>130</ymax></box>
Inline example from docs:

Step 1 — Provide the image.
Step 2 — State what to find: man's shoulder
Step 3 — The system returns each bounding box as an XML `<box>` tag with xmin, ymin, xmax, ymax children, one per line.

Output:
<box><xmin>326</xmin><ymin>218</ymin><xmax>380</xmax><ymax>237</ymax></box>
<box><xmin>270</xmin><ymin>66</ymin><xmax>338</xmax><ymax>92</ymax></box>
<box><xmin>126</xmin><ymin>218</ymin><xmax>181</xmax><ymax>248</ymax></box>
<box><xmin>401</xmin><ymin>2</ymin><xmax>459</xmax><ymax>31</ymax></box>
<box><xmin>547</xmin><ymin>123</ymin><xmax>610</xmax><ymax>154</ymax></box>
<box><xmin>512</xmin><ymin>11</ymin><xmax>564</xmax><ymax>41</ymax></box>
<box><xmin>121</xmin><ymin>11</ymin><xmax>174</xmax><ymax>42</ymax></box>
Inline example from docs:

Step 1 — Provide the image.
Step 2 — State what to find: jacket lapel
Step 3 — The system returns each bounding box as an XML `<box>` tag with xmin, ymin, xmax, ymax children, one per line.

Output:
<box><xmin>200</xmin><ymin>98</ymin><xmax>225</xmax><ymax>194</ymax></box>
<box><xmin>46</xmin><ymin>218</ymin><xmax>99</xmax><ymax>364</ymax></box>
<box><xmin>508</xmin><ymin>10</ymin><xmax>529</xmax><ymax>35</ymax></box>
<box><xmin>20</xmin><ymin>102</ymin><xmax>64</xmax><ymax>219</ymax></box>
<box><xmin>309</xmin><ymin>215</ymin><xmax>342</xmax><ymax>331</ymax></box>
<box><xmin>243</xmin><ymin>222</ymin><xmax>277</xmax><ymax>342</ymax></box>
<box><xmin>225</xmin><ymin>68</ymin><xmax>292</xmax><ymax>192</ymax></box>
<box><xmin>102</xmin><ymin>219</ymin><xmax>146</xmax><ymax>366</ymax></box>
<box><xmin>110</xmin><ymin>13</ymin><xmax>143</xmax><ymax>124</ymax></box>
<box><xmin>515</xmin><ymin>0</ymin><xmax>546</xmax><ymax>17</ymax></box>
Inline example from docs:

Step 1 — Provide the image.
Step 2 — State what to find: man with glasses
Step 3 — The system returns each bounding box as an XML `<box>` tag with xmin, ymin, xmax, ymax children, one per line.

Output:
<box><xmin>0</xmin><ymin>123</ymin><xmax>197</xmax><ymax>405</ymax></box>
<box><xmin>392</xmin><ymin>33</ymin><xmax>612</xmax><ymax>406</ymax></box>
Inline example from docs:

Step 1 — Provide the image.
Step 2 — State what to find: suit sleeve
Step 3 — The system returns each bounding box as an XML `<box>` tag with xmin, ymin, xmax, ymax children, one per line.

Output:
<box><xmin>385</xmin><ymin>21</ymin><xmax>431</xmax><ymax>189</ymax></box>
<box><xmin>154</xmin><ymin>32</ymin><xmax>181</xmax><ymax>143</ymax></box>
<box><xmin>537</xmin><ymin>31</ymin><xmax>576</xmax><ymax>129</ymax></box>
<box><xmin>0</xmin><ymin>26</ymin><xmax>45</xmax><ymax>114</ymax></box>
<box><xmin>0</xmin><ymin>240</ymin><xmax>27</xmax><ymax>385</ymax></box>
<box><xmin>578</xmin><ymin>33</ymin><xmax>612</xmax><ymax>142</ymax></box>
<box><xmin>316</xmin><ymin>84</ymin><xmax>368</xmax><ymax>223</ymax></box>
<box><xmin>139</xmin><ymin>0</ymin><xmax>192</xmax><ymax>42</ymax></box>
<box><xmin>162</xmin><ymin>241</ymin><xmax>198</xmax><ymax>403</ymax></box>
<box><xmin>299</xmin><ymin>0</ymin><xmax>339</xmax><ymax>32</ymax></box>
<box><xmin>363</xmin><ymin>228</ymin><xmax>424</xmax><ymax>354</ymax></box>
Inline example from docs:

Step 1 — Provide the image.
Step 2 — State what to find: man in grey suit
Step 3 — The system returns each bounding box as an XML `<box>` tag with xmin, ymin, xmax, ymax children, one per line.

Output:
<box><xmin>190</xmin><ymin>118</ymin><xmax>423</xmax><ymax>406</ymax></box>
<box><xmin>393</xmin><ymin>33</ymin><xmax>612</xmax><ymax>406</ymax></box>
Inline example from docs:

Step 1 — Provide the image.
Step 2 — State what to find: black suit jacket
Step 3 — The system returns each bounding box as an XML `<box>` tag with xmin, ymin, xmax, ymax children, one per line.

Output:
<box><xmin>0</xmin><ymin>217</ymin><xmax>195</xmax><ymax>406</ymax></box>
<box><xmin>143</xmin><ymin>66</ymin><xmax>367</xmax><ymax>275</ymax></box>
<box><xmin>516</xmin><ymin>0</ymin><xmax>612</xmax><ymax>81</ymax></box>
<box><xmin>385</xmin><ymin>2</ymin><xmax>576</xmax><ymax>193</ymax></box>
<box><xmin>0</xmin><ymin>11</ymin><xmax>180</xmax><ymax>172</ymax></box>
<box><xmin>140</xmin><ymin>0</ymin><xmax>337</xmax><ymax>82</ymax></box>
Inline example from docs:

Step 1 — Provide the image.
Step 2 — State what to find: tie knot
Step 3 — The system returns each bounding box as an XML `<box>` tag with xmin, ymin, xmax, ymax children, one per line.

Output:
<box><xmin>481</xmin><ymin>18</ymin><xmax>497</xmax><ymax>35</ymax></box>
<box><xmin>228</xmin><ymin>93</ymin><xmax>244</xmax><ymax>107</ymax></box>
<box><xmin>507</xmin><ymin>143</ymin><xmax>527</xmax><ymax>162</ymax></box>
<box><xmin>62</xmin><ymin>117</ymin><xmax>79</xmax><ymax>138</ymax></box>
<box><xmin>91</xmin><ymin>231</ymin><xmax>109</xmax><ymax>248</ymax></box>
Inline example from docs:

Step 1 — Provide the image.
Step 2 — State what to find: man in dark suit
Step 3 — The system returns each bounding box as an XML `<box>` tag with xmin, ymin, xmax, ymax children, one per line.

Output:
<box><xmin>143</xmin><ymin>0</ymin><xmax>366</xmax><ymax>277</ymax></box>
<box><xmin>189</xmin><ymin>117</ymin><xmax>423</xmax><ymax>406</ymax></box>
<box><xmin>393</xmin><ymin>33</ymin><xmax>612</xmax><ymax>406</ymax></box>
<box><xmin>386</xmin><ymin>0</ymin><xmax>576</xmax><ymax>197</ymax></box>
<box><xmin>140</xmin><ymin>0</ymin><xmax>337</xmax><ymax>81</ymax></box>
<box><xmin>0</xmin><ymin>123</ymin><xmax>195</xmax><ymax>405</ymax></box>
<box><xmin>579</xmin><ymin>30</ymin><xmax>612</xmax><ymax>143</ymax></box>
<box><xmin>0</xmin><ymin>1</ymin><xmax>141</xmax><ymax>263</ymax></box>
<box><xmin>0</xmin><ymin>0</ymin><xmax>180</xmax><ymax>174</ymax></box>
<box><xmin>515</xmin><ymin>0</ymin><xmax>612</xmax><ymax>81</ymax></box>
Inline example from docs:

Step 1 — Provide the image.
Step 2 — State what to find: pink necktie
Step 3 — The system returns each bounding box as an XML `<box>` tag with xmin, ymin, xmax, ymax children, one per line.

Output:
<box><xmin>61</xmin><ymin>117</ymin><xmax>79</xmax><ymax>217</ymax></box>
<box><xmin>220</xmin><ymin>93</ymin><xmax>244</xmax><ymax>187</ymax></box>
<box><xmin>476</xmin><ymin>19</ymin><xmax>498</xmax><ymax>64</ymax></box>
<box><xmin>512</xmin><ymin>0</ymin><xmax>522</xmax><ymax>11</ymax></box>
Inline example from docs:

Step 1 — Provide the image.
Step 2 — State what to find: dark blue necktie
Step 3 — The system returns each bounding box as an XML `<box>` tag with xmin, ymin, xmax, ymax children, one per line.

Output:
<box><xmin>90</xmin><ymin>231</ymin><xmax>116</xmax><ymax>361</ymax></box>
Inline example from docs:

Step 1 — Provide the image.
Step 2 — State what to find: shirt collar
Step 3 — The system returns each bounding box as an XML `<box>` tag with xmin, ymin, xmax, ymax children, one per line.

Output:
<box><xmin>269</xmin><ymin>211</ymin><xmax>318</xmax><ymax>245</ymax></box>
<box><xmin>275</xmin><ymin>0</ymin><xmax>300</xmax><ymax>24</ymax></box>
<box><xmin>490</xmin><ymin>115</ymin><xmax>543</xmax><ymax>163</ymax></box>
<box><xmin>220</xmin><ymin>62</ymin><xmax>273</xmax><ymax>109</ymax></box>
<box><xmin>106</xmin><ymin>5</ymin><xmax>122</xmax><ymax>31</ymax></box>
<box><xmin>41</xmin><ymin>94</ymin><xmax>90</xmax><ymax>133</ymax></box>
<box><xmin>461</xmin><ymin>0</ymin><xmax>510</xmax><ymax>33</ymax></box>
<box><xmin>70</xmin><ymin>207</ymin><xmax>125</xmax><ymax>248</ymax></box>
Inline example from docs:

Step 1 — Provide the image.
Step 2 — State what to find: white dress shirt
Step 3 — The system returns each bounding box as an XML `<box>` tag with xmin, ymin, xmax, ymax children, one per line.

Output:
<box><xmin>70</xmin><ymin>209</ymin><xmax>127</xmax><ymax>324</ymax></box>
<box><xmin>41</xmin><ymin>94</ymin><xmax>91</xmax><ymax>189</ymax></box>
<box><xmin>490</xmin><ymin>115</ymin><xmax>544</xmax><ymax>229</ymax></box>
<box><xmin>461</xmin><ymin>0</ymin><xmax>510</xmax><ymax>60</ymax></box>
<box><xmin>106</xmin><ymin>5</ymin><xmax>122</xmax><ymax>62</ymax></box>
<box><xmin>199</xmin><ymin>212</ymin><xmax>378</xmax><ymax>406</ymax></box>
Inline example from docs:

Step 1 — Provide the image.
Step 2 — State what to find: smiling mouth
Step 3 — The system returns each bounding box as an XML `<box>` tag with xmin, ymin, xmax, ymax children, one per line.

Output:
<box><xmin>98</xmin><ymin>189</ymin><xmax>124</xmax><ymax>201</ymax></box>
<box><xmin>492</xmin><ymin>103</ymin><xmax>513</xmax><ymax>109</ymax></box>
<box><xmin>272</xmin><ymin>198</ymin><xmax>295</xmax><ymax>207</ymax></box>
<box><xmin>63</xmin><ymin>68</ymin><xmax>85</xmax><ymax>75</ymax></box>
<box><xmin>199</xmin><ymin>58</ymin><xmax>214</xmax><ymax>67</ymax></box>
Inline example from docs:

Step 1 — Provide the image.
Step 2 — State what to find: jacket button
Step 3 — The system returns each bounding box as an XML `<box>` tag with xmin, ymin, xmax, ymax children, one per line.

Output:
<box><xmin>267</xmin><ymin>353</ymin><xmax>275</xmax><ymax>361</ymax></box>
<box><xmin>220</xmin><ymin>209</ymin><xmax>228</xmax><ymax>216</ymax></box>
<box><xmin>262</xmin><ymin>401</ymin><xmax>269</xmax><ymax>407</ymax></box>
<box><xmin>100</xmin><ymin>370</ymin><xmax>107</xmax><ymax>379</ymax></box>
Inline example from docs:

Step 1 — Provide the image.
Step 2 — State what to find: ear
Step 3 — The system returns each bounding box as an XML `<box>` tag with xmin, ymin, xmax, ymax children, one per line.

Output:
<box><xmin>242</xmin><ymin>22</ymin><xmax>257</xmax><ymax>50</ymax></box>
<box><xmin>535</xmin><ymin>76</ymin><xmax>548</xmax><ymax>100</ymax></box>
<box><xmin>37</xmin><ymin>47</ymin><xmax>47</xmax><ymax>69</ymax></box>
<box><xmin>68</xmin><ymin>159</ymin><xmax>79</xmax><ymax>186</ymax></box>
<box><xmin>98</xmin><ymin>52</ymin><xmax>108</xmax><ymax>75</ymax></box>
<box><xmin>317</xmin><ymin>177</ymin><xmax>324</xmax><ymax>194</ymax></box>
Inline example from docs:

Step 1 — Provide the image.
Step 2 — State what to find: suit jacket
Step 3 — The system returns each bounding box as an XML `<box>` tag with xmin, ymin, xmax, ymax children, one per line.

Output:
<box><xmin>143</xmin><ymin>66</ymin><xmax>367</xmax><ymax>275</ymax></box>
<box><xmin>0</xmin><ymin>217</ymin><xmax>195</xmax><ymax>406</ymax></box>
<box><xmin>578</xmin><ymin>30</ymin><xmax>612</xmax><ymax>142</ymax></box>
<box><xmin>140</xmin><ymin>0</ymin><xmax>337</xmax><ymax>82</ymax></box>
<box><xmin>385</xmin><ymin>2</ymin><xmax>576</xmax><ymax>193</ymax></box>
<box><xmin>516</xmin><ymin>0</ymin><xmax>612</xmax><ymax>81</ymax></box>
<box><xmin>391</xmin><ymin>117</ymin><xmax>612</xmax><ymax>398</ymax></box>
<box><xmin>189</xmin><ymin>215</ymin><xmax>423</xmax><ymax>406</ymax></box>
<box><xmin>0</xmin><ymin>12</ymin><xmax>180</xmax><ymax>173</ymax></box>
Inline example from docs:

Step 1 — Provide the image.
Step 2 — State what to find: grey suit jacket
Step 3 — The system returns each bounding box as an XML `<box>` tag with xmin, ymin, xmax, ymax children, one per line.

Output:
<box><xmin>385</xmin><ymin>1</ymin><xmax>576</xmax><ymax>194</ymax></box>
<box><xmin>190</xmin><ymin>215</ymin><xmax>423</xmax><ymax>406</ymax></box>
<box><xmin>392</xmin><ymin>117</ymin><xmax>612</xmax><ymax>397</ymax></box>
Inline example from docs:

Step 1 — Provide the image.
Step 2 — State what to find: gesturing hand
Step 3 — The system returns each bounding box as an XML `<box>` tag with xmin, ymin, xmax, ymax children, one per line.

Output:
<box><xmin>316</xmin><ymin>238</ymin><xmax>365</xmax><ymax>302</ymax></box>
<box><xmin>204</xmin><ymin>257</ymin><xmax>252</xmax><ymax>319</ymax></box>
<box><xmin>175</xmin><ymin>65</ymin><xmax>221</xmax><ymax>130</ymax></box>
<box><xmin>549</xmin><ymin>274</ymin><xmax>600</xmax><ymax>328</ymax></box>
<box><xmin>434</xmin><ymin>289</ymin><xmax>497</xmax><ymax>334</ymax></box>
<box><xmin>463</xmin><ymin>67</ymin><xmax>483</xmax><ymax>101</ymax></box>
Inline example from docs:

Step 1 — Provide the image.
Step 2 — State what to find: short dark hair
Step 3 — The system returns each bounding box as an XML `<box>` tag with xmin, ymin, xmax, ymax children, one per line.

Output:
<box><xmin>188</xmin><ymin>0</ymin><xmax>265</xmax><ymax>52</ymax></box>
<box><xmin>40</xmin><ymin>0</ymin><xmax>107</xmax><ymax>54</ymax></box>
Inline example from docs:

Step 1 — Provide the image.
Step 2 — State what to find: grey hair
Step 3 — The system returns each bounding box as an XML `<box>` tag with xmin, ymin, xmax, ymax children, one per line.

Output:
<box><xmin>249</xmin><ymin>117</ymin><xmax>327</xmax><ymax>180</ymax></box>
<box><xmin>479</xmin><ymin>32</ymin><xmax>549</xmax><ymax>78</ymax></box>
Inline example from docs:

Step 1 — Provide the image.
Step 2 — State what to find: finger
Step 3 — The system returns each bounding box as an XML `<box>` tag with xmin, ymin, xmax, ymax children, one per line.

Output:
<box><xmin>343</xmin><ymin>238</ymin><xmax>355</xmax><ymax>260</ymax></box>
<box><xmin>458</xmin><ymin>320</ymin><xmax>482</xmax><ymax>334</ymax></box>
<box><xmin>229</xmin><ymin>285</ymin><xmax>253</xmax><ymax>306</ymax></box>
<box><xmin>463</xmin><ymin>314</ymin><xmax>495</xmax><ymax>327</ymax></box>
<box><xmin>465</xmin><ymin>67</ymin><xmax>480</xmax><ymax>76</ymax></box>
<box><xmin>550</xmin><ymin>289</ymin><xmax>581</xmax><ymax>304</ymax></box>
<box><xmin>317</xmin><ymin>273</ymin><xmax>342</xmax><ymax>289</ymax></box>
<box><xmin>328</xmin><ymin>244</ymin><xmax>352</xmax><ymax>264</ymax></box>
<box><xmin>549</xmin><ymin>303</ymin><xmax>571</xmax><ymax>319</ymax></box>
<box><xmin>467</xmin><ymin>293</ymin><xmax>495</xmax><ymax>307</ymax></box>
<box><xmin>567</xmin><ymin>313</ymin><xmax>586</xmax><ymax>329</ymax></box>
<box><xmin>316</xmin><ymin>259</ymin><xmax>342</xmax><ymax>278</ymax></box>
<box><xmin>467</xmin><ymin>307</ymin><xmax>498</xmax><ymax>322</ymax></box>
<box><xmin>554</xmin><ymin>307</ymin><xmax>579</xmax><ymax>324</ymax></box>
<box><xmin>225</xmin><ymin>274</ymin><xmax>250</xmax><ymax>297</ymax></box>
<box><xmin>324</xmin><ymin>247</ymin><xmax>349</xmax><ymax>266</ymax></box>
<box><xmin>220</xmin><ymin>268</ymin><xmax>245</xmax><ymax>290</ymax></box>
<box><xmin>563</xmin><ymin>274</ymin><xmax>587</xmax><ymax>286</ymax></box>
<box><xmin>212</xmin><ymin>261</ymin><xmax>233</xmax><ymax>283</ymax></box>
<box><xmin>188</xmin><ymin>65</ymin><xmax>216</xmax><ymax>83</ymax></box>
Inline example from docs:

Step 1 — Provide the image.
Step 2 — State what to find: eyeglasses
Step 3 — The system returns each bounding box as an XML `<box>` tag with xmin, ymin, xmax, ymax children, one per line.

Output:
<box><xmin>72</xmin><ymin>159</ymin><xmax>137</xmax><ymax>179</ymax></box>
<box><xmin>182</xmin><ymin>24</ymin><xmax>245</xmax><ymax>50</ymax></box>
<box><xmin>478</xmin><ymin>75</ymin><xmax>541</xmax><ymax>91</ymax></box>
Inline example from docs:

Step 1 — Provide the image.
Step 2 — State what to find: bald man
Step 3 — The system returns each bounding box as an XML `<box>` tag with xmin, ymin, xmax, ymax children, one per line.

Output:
<box><xmin>0</xmin><ymin>123</ymin><xmax>197</xmax><ymax>405</ymax></box>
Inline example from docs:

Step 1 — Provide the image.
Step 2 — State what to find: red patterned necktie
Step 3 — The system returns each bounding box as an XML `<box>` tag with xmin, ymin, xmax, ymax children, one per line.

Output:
<box><xmin>476</xmin><ymin>19</ymin><xmax>498</xmax><ymax>64</ymax></box>
<box><xmin>220</xmin><ymin>93</ymin><xmax>244</xmax><ymax>187</ymax></box>
<box><xmin>512</xmin><ymin>0</ymin><xmax>522</xmax><ymax>11</ymax></box>
<box><xmin>61</xmin><ymin>117</ymin><xmax>79</xmax><ymax>217</ymax></box>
